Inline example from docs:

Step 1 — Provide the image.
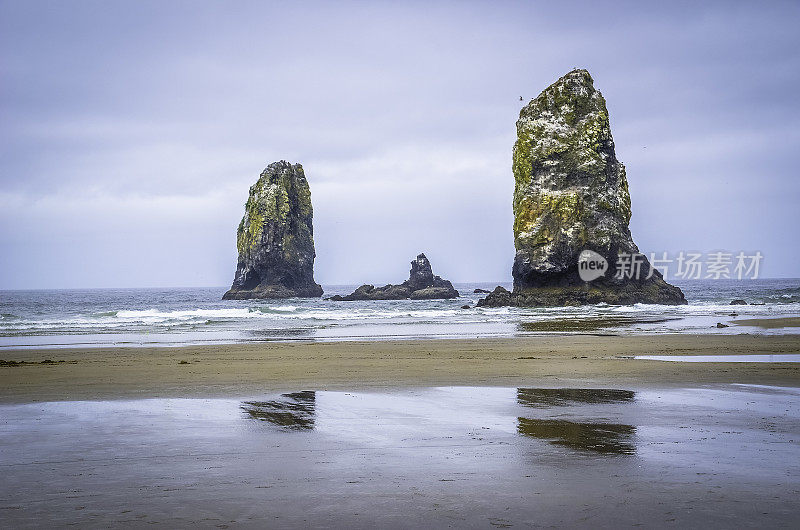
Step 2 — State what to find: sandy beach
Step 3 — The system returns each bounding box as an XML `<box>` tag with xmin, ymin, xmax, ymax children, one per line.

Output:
<box><xmin>1</xmin><ymin>333</ymin><xmax>799</xmax><ymax>403</ymax></box>
<box><xmin>2</xmin><ymin>334</ymin><xmax>800</xmax><ymax>528</ymax></box>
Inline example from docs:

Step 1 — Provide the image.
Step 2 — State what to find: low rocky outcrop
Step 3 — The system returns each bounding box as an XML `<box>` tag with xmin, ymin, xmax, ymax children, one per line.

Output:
<box><xmin>327</xmin><ymin>254</ymin><xmax>458</xmax><ymax>301</ymax></box>
<box><xmin>478</xmin><ymin>69</ymin><xmax>686</xmax><ymax>307</ymax></box>
<box><xmin>223</xmin><ymin>162</ymin><xmax>323</xmax><ymax>300</ymax></box>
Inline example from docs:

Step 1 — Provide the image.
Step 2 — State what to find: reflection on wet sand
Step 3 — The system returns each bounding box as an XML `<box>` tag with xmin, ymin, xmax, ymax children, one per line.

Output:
<box><xmin>517</xmin><ymin>418</ymin><xmax>636</xmax><ymax>454</ymax></box>
<box><xmin>3</xmin><ymin>385</ymin><xmax>800</xmax><ymax>527</ymax></box>
<box><xmin>517</xmin><ymin>388</ymin><xmax>635</xmax><ymax>407</ymax></box>
<box><xmin>241</xmin><ymin>390</ymin><xmax>316</xmax><ymax>430</ymax></box>
<box><xmin>518</xmin><ymin>316</ymin><xmax>677</xmax><ymax>332</ymax></box>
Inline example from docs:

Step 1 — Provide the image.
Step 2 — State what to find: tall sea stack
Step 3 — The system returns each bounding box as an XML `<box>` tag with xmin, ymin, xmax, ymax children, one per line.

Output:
<box><xmin>223</xmin><ymin>161</ymin><xmax>323</xmax><ymax>300</ymax></box>
<box><xmin>480</xmin><ymin>69</ymin><xmax>685</xmax><ymax>307</ymax></box>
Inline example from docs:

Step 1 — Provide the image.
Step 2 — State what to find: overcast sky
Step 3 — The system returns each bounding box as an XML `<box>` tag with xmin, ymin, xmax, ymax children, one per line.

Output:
<box><xmin>1</xmin><ymin>0</ymin><xmax>798</xmax><ymax>289</ymax></box>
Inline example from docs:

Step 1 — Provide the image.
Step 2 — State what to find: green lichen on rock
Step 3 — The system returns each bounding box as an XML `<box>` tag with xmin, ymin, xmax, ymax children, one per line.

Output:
<box><xmin>512</xmin><ymin>69</ymin><xmax>632</xmax><ymax>259</ymax></box>
<box><xmin>223</xmin><ymin>161</ymin><xmax>322</xmax><ymax>300</ymax></box>
<box><xmin>481</xmin><ymin>69</ymin><xmax>685</xmax><ymax>307</ymax></box>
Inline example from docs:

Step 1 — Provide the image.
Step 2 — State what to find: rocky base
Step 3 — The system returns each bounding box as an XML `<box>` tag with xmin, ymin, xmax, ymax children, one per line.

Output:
<box><xmin>327</xmin><ymin>253</ymin><xmax>459</xmax><ymax>301</ymax></box>
<box><xmin>223</xmin><ymin>283</ymin><xmax>323</xmax><ymax>300</ymax></box>
<box><xmin>328</xmin><ymin>283</ymin><xmax>458</xmax><ymax>302</ymax></box>
<box><xmin>477</xmin><ymin>281</ymin><xmax>686</xmax><ymax>308</ymax></box>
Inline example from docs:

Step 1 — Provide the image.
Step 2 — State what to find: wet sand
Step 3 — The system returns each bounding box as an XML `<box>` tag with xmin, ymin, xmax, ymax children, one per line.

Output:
<box><xmin>733</xmin><ymin>316</ymin><xmax>800</xmax><ymax>329</ymax></box>
<box><xmin>1</xmin><ymin>334</ymin><xmax>799</xmax><ymax>403</ymax></box>
<box><xmin>2</xmin><ymin>335</ymin><xmax>800</xmax><ymax>527</ymax></box>
<box><xmin>1</xmin><ymin>385</ymin><xmax>799</xmax><ymax>527</ymax></box>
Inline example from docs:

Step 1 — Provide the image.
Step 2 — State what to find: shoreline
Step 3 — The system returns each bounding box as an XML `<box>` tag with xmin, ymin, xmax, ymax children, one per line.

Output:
<box><xmin>1</xmin><ymin>334</ymin><xmax>799</xmax><ymax>404</ymax></box>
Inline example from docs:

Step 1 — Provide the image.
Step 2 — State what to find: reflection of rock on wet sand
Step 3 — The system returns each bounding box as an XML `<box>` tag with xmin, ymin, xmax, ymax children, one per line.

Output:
<box><xmin>516</xmin><ymin>388</ymin><xmax>636</xmax><ymax>454</ymax></box>
<box><xmin>517</xmin><ymin>418</ymin><xmax>636</xmax><ymax>455</ymax></box>
<box><xmin>517</xmin><ymin>316</ymin><xmax>678</xmax><ymax>332</ymax></box>
<box><xmin>241</xmin><ymin>391</ymin><xmax>316</xmax><ymax>430</ymax></box>
<box><xmin>517</xmin><ymin>388</ymin><xmax>634</xmax><ymax>408</ymax></box>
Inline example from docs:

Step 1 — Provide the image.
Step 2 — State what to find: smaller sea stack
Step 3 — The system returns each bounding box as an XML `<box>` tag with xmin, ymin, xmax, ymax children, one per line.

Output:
<box><xmin>328</xmin><ymin>253</ymin><xmax>459</xmax><ymax>301</ymax></box>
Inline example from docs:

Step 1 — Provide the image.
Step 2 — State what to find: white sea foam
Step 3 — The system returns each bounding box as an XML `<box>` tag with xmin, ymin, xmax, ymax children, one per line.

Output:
<box><xmin>115</xmin><ymin>308</ymin><xmax>258</xmax><ymax>321</ymax></box>
<box><xmin>276</xmin><ymin>305</ymin><xmax>298</xmax><ymax>311</ymax></box>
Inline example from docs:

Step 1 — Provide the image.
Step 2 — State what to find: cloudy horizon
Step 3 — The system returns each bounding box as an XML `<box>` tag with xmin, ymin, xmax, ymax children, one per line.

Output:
<box><xmin>2</xmin><ymin>0</ymin><xmax>799</xmax><ymax>289</ymax></box>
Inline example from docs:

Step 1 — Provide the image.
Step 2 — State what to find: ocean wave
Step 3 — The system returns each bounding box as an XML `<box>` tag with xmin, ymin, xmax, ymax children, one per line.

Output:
<box><xmin>107</xmin><ymin>306</ymin><xmax>465</xmax><ymax>322</ymax></box>
<box><xmin>769</xmin><ymin>295</ymin><xmax>800</xmax><ymax>303</ymax></box>
<box><xmin>475</xmin><ymin>307</ymin><xmax>512</xmax><ymax>315</ymax></box>
<box><xmin>91</xmin><ymin>311</ymin><xmax>119</xmax><ymax>317</ymax></box>
<box><xmin>0</xmin><ymin>306</ymin><xmax>473</xmax><ymax>332</ymax></box>
<box><xmin>114</xmin><ymin>308</ymin><xmax>261</xmax><ymax>322</ymax></box>
<box><xmin>268</xmin><ymin>308</ymin><xmax>464</xmax><ymax>321</ymax></box>
<box><xmin>250</xmin><ymin>305</ymin><xmax>298</xmax><ymax>313</ymax></box>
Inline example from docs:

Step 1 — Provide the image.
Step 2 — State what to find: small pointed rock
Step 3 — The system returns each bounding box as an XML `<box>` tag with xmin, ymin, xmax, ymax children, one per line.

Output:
<box><xmin>327</xmin><ymin>253</ymin><xmax>458</xmax><ymax>301</ymax></box>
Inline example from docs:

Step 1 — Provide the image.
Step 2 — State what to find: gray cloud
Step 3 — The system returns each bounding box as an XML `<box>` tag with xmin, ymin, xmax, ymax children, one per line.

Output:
<box><xmin>1</xmin><ymin>0</ymin><xmax>798</xmax><ymax>288</ymax></box>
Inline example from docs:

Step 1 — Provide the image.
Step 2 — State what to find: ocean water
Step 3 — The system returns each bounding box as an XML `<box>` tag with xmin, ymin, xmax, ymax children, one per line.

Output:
<box><xmin>0</xmin><ymin>279</ymin><xmax>798</xmax><ymax>349</ymax></box>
